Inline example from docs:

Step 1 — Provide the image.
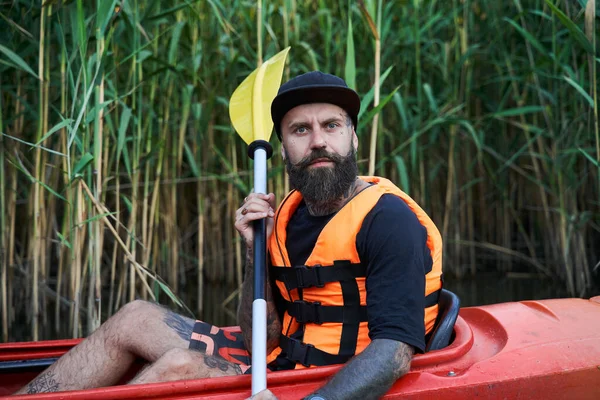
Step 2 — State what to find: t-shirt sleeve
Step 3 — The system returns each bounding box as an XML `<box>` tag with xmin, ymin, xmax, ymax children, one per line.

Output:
<box><xmin>356</xmin><ymin>194</ymin><xmax>430</xmax><ymax>353</ymax></box>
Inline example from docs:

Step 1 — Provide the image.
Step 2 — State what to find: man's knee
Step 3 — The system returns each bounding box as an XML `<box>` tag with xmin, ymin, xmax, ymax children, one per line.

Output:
<box><xmin>153</xmin><ymin>349</ymin><xmax>241</xmax><ymax>379</ymax></box>
<box><xmin>153</xmin><ymin>348</ymin><xmax>197</xmax><ymax>377</ymax></box>
<box><xmin>109</xmin><ymin>300</ymin><xmax>161</xmax><ymax>329</ymax></box>
<box><xmin>116</xmin><ymin>300</ymin><xmax>160</xmax><ymax>319</ymax></box>
<box><xmin>102</xmin><ymin>300</ymin><xmax>161</xmax><ymax>344</ymax></box>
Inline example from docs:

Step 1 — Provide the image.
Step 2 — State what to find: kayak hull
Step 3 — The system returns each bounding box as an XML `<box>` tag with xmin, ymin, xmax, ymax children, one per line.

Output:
<box><xmin>2</xmin><ymin>297</ymin><xmax>600</xmax><ymax>399</ymax></box>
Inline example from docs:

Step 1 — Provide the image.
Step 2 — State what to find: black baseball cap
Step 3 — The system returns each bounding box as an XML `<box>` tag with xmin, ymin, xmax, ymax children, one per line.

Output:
<box><xmin>271</xmin><ymin>71</ymin><xmax>361</xmax><ymax>140</ymax></box>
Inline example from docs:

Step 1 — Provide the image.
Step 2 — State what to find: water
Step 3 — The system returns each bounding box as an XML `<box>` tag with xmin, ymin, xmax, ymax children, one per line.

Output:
<box><xmin>443</xmin><ymin>272</ymin><xmax>570</xmax><ymax>307</ymax></box>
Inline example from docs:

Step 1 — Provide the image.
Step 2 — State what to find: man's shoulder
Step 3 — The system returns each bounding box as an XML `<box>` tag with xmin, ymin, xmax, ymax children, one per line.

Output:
<box><xmin>371</xmin><ymin>193</ymin><xmax>415</xmax><ymax>217</ymax></box>
<box><xmin>359</xmin><ymin>193</ymin><xmax>426</xmax><ymax>240</ymax></box>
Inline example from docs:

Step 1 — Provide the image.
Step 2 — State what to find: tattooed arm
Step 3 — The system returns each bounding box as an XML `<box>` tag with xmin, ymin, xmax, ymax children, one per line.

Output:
<box><xmin>237</xmin><ymin>247</ymin><xmax>282</xmax><ymax>354</ymax></box>
<box><xmin>307</xmin><ymin>339</ymin><xmax>414</xmax><ymax>400</ymax></box>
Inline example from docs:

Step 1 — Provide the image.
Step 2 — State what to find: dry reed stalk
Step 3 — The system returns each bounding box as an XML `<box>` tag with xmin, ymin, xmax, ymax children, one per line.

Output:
<box><xmin>442</xmin><ymin>125</ymin><xmax>457</xmax><ymax>258</ymax></box>
<box><xmin>466</xmin><ymin>172</ymin><xmax>476</xmax><ymax>275</ymax></box>
<box><xmin>29</xmin><ymin>0</ymin><xmax>50</xmax><ymax>341</ymax></box>
<box><xmin>54</xmin><ymin>6</ymin><xmax>69</xmax><ymax>332</ymax></box>
<box><xmin>210</xmin><ymin>194</ymin><xmax>223</xmax><ymax>282</ymax></box>
<box><xmin>584</xmin><ymin>0</ymin><xmax>599</xmax><ymax>195</ymax></box>
<box><xmin>0</xmin><ymin>77</ymin><xmax>6</xmax><ymax>343</ymax></box>
<box><xmin>39</xmin><ymin>16</ymin><xmax>52</xmax><ymax>333</ymax></box>
<box><xmin>143</xmin><ymin>165</ymin><xmax>162</xmax><ymax>273</ymax></box>
<box><xmin>41</xmin><ymin>156</ymin><xmax>58</xmax><ymax>332</ymax></box>
<box><xmin>140</xmin><ymin>84</ymin><xmax>159</xmax><ymax>284</ymax></box>
<box><xmin>108</xmin><ymin>227</ymin><xmax>118</xmax><ymax>315</ymax></box>
<box><xmin>127</xmin><ymin>133</ymin><xmax>140</xmax><ymax>303</ymax></box>
<box><xmin>140</xmin><ymin>159</ymin><xmax>150</xmax><ymax>295</ymax></box>
<box><xmin>170</xmin><ymin>191</ymin><xmax>180</xmax><ymax>292</ymax></box>
<box><xmin>7</xmin><ymin>219</ymin><xmax>14</xmax><ymax>331</ymax></box>
<box><xmin>282</xmin><ymin>1</ymin><xmax>290</xmax><ymax>81</ymax></box>
<box><xmin>127</xmin><ymin>1</ymin><xmax>143</xmax><ymax>303</ymax></box>
<box><xmin>227</xmin><ymin>139</ymin><xmax>236</xmax><ymax>286</ymax></box>
<box><xmin>557</xmin><ymin>175</ymin><xmax>576</xmax><ymax>296</ymax></box>
<box><xmin>231</xmin><ymin>142</ymin><xmax>242</xmax><ymax>295</ymax></box>
<box><xmin>114</xmin><ymin>262</ymin><xmax>126</xmax><ymax>313</ymax></box>
<box><xmin>257</xmin><ymin>0</ymin><xmax>263</xmax><ymax>66</ymax></box>
<box><xmin>9</xmin><ymin>79</ymin><xmax>25</xmax><ymax>333</ymax></box>
<box><xmin>168</xmin><ymin>188</ymin><xmax>179</xmax><ymax>291</ymax></box>
<box><xmin>357</xmin><ymin>0</ymin><xmax>381</xmax><ymax>176</ymax></box>
<box><xmin>71</xmin><ymin>183</ymin><xmax>84</xmax><ymax>337</ymax></box>
<box><xmin>198</xmin><ymin>202</ymin><xmax>205</xmax><ymax>317</ymax></box>
<box><xmin>502</xmin><ymin>196</ymin><xmax>512</xmax><ymax>272</ymax></box>
<box><xmin>89</xmin><ymin>20</ymin><xmax>107</xmax><ymax>332</ymax></box>
<box><xmin>162</xmin><ymin>80</ymin><xmax>178</xmax><ymax>291</ymax></box>
<box><xmin>578</xmin><ymin>231</ymin><xmax>591</xmax><ymax>296</ymax></box>
<box><xmin>109</xmin><ymin>148</ymin><xmax>121</xmax><ymax>314</ymax></box>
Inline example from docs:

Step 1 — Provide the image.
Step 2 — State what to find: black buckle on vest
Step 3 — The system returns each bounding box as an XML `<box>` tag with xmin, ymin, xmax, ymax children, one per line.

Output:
<box><xmin>291</xmin><ymin>300</ymin><xmax>322</xmax><ymax>324</ymax></box>
<box><xmin>287</xmin><ymin>339</ymin><xmax>315</xmax><ymax>368</ymax></box>
<box><xmin>294</xmin><ymin>265</ymin><xmax>325</xmax><ymax>288</ymax></box>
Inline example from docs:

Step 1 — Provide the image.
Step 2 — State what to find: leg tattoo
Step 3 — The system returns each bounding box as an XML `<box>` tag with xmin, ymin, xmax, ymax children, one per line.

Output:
<box><xmin>163</xmin><ymin>310</ymin><xmax>194</xmax><ymax>341</ymax></box>
<box><xmin>26</xmin><ymin>371</ymin><xmax>60</xmax><ymax>394</ymax></box>
<box><xmin>203</xmin><ymin>355</ymin><xmax>242</xmax><ymax>375</ymax></box>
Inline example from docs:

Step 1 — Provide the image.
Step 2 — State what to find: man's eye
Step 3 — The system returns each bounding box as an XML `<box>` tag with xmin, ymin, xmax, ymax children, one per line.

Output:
<box><xmin>296</xmin><ymin>127</ymin><xmax>307</xmax><ymax>133</ymax></box>
<box><xmin>327</xmin><ymin>122</ymin><xmax>338</xmax><ymax>129</ymax></box>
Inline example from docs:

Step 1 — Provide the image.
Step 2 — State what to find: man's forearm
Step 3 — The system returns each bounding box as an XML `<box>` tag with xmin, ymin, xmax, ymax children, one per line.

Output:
<box><xmin>311</xmin><ymin>339</ymin><xmax>413</xmax><ymax>400</ymax></box>
<box><xmin>237</xmin><ymin>247</ymin><xmax>281</xmax><ymax>354</ymax></box>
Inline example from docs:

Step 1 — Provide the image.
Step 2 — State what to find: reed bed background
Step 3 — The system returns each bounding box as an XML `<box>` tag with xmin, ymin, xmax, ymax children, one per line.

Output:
<box><xmin>0</xmin><ymin>0</ymin><xmax>598</xmax><ymax>342</ymax></box>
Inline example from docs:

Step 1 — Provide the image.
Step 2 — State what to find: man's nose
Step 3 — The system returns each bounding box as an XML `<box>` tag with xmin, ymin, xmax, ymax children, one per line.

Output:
<box><xmin>309</xmin><ymin>127</ymin><xmax>327</xmax><ymax>149</ymax></box>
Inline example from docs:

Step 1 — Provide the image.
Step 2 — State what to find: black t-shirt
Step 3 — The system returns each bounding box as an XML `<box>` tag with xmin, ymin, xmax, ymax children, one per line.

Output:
<box><xmin>283</xmin><ymin>193</ymin><xmax>430</xmax><ymax>353</ymax></box>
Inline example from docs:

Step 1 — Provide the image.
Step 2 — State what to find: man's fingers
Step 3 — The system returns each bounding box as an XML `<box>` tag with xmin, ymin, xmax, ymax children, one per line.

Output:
<box><xmin>240</xmin><ymin>196</ymin><xmax>275</xmax><ymax>217</ymax></box>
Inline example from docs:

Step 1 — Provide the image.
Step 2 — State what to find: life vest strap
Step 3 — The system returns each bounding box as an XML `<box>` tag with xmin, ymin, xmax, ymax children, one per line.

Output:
<box><xmin>425</xmin><ymin>289</ymin><xmax>441</xmax><ymax>308</ymax></box>
<box><xmin>283</xmin><ymin>300</ymin><xmax>368</xmax><ymax>324</ymax></box>
<box><xmin>279</xmin><ymin>335</ymin><xmax>351</xmax><ymax>367</ymax></box>
<box><xmin>271</xmin><ymin>261</ymin><xmax>366</xmax><ymax>290</ymax></box>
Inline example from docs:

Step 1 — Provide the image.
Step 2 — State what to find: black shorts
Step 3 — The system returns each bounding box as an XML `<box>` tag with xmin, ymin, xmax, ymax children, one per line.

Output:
<box><xmin>188</xmin><ymin>321</ymin><xmax>252</xmax><ymax>374</ymax></box>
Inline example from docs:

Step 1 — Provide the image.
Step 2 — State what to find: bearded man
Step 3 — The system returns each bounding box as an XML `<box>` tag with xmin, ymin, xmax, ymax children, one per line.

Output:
<box><xmin>16</xmin><ymin>72</ymin><xmax>443</xmax><ymax>400</ymax></box>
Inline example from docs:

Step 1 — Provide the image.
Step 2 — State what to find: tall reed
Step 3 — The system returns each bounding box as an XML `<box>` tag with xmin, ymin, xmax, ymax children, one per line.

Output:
<box><xmin>0</xmin><ymin>0</ymin><xmax>598</xmax><ymax>341</ymax></box>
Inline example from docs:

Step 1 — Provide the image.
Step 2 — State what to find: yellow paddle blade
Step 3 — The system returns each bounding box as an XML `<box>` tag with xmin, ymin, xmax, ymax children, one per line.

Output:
<box><xmin>229</xmin><ymin>47</ymin><xmax>290</xmax><ymax>145</ymax></box>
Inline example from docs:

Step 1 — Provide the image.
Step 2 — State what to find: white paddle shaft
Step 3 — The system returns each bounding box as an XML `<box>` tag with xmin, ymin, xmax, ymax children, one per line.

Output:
<box><xmin>251</xmin><ymin>147</ymin><xmax>268</xmax><ymax>394</ymax></box>
<box><xmin>254</xmin><ymin>148</ymin><xmax>267</xmax><ymax>194</ymax></box>
<box><xmin>251</xmin><ymin>299</ymin><xmax>267</xmax><ymax>394</ymax></box>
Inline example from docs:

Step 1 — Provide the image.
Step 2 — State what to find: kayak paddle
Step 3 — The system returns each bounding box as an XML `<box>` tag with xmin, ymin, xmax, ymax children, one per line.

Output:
<box><xmin>229</xmin><ymin>46</ymin><xmax>290</xmax><ymax>395</ymax></box>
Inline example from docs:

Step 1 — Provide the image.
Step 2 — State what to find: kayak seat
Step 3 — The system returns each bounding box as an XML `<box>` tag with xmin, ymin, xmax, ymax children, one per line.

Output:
<box><xmin>425</xmin><ymin>288</ymin><xmax>460</xmax><ymax>352</ymax></box>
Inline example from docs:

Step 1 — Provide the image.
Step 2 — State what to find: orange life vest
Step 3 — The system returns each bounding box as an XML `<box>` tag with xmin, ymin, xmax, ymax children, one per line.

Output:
<box><xmin>267</xmin><ymin>176</ymin><xmax>443</xmax><ymax>368</ymax></box>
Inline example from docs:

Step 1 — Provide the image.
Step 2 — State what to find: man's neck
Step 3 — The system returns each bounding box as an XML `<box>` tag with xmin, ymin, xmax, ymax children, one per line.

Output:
<box><xmin>304</xmin><ymin>177</ymin><xmax>367</xmax><ymax>217</ymax></box>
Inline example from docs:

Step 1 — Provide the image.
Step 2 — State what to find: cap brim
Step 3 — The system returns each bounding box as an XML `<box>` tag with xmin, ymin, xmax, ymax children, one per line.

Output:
<box><xmin>271</xmin><ymin>85</ymin><xmax>360</xmax><ymax>137</ymax></box>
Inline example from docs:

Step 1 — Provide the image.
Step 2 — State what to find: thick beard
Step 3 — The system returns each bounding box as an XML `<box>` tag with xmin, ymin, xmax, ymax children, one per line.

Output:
<box><xmin>285</xmin><ymin>147</ymin><xmax>358</xmax><ymax>207</ymax></box>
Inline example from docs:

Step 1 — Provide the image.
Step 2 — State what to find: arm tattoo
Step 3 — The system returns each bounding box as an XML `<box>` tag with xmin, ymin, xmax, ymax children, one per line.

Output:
<box><xmin>238</xmin><ymin>247</ymin><xmax>281</xmax><ymax>354</ymax></box>
<box><xmin>163</xmin><ymin>310</ymin><xmax>194</xmax><ymax>341</ymax></box>
<box><xmin>203</xmin><ymin>355</ymin><xmax>242</xmax><ymax>375</ymax></box>
<box><xmin>314</xmin><ymin>339</ymin><xmax>414</xmax><ymax>400</ymax></box>
<box><xmin>26</xmin><ymin>371</ymin><xmax>60</xmax><ymax>393</ymax></box>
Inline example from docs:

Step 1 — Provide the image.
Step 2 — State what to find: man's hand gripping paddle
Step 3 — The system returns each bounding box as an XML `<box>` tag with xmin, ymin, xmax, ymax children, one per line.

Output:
<box><xmin>229</xmin><ymin>47</ymin><xmax>290</xmax><ymax>395</ymax></box>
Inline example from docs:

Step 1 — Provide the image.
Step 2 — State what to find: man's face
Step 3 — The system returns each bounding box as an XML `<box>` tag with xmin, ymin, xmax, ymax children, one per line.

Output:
<box><xmin>280</xmin><ymin>103</ymin><xmax>359</xmax><ymax>204</ymax></box>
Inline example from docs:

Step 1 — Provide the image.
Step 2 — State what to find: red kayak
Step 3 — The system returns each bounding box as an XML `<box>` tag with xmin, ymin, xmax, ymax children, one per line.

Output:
<box><xmin>2</xmin><ymin>295</ymin><xmax>600</xmax><ymax>399</ymax></box>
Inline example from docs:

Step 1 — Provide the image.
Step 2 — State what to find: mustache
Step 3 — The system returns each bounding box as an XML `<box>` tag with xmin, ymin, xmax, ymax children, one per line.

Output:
<box><xmin>294</xmin><ymin>149</ymin><xmax>344</xmax><ymax>169</ymax></box>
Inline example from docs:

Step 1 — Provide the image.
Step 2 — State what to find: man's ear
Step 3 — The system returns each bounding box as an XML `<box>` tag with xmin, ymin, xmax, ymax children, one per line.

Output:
<box><xmin>281</xmin><ymin>144</ymin><xmax>286</xmax><ymax>161</ymax></box>
<box><xmin>352</xmin><ymin>128</ymin><xmax>359</xmax><ymax>151</ymax></box>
